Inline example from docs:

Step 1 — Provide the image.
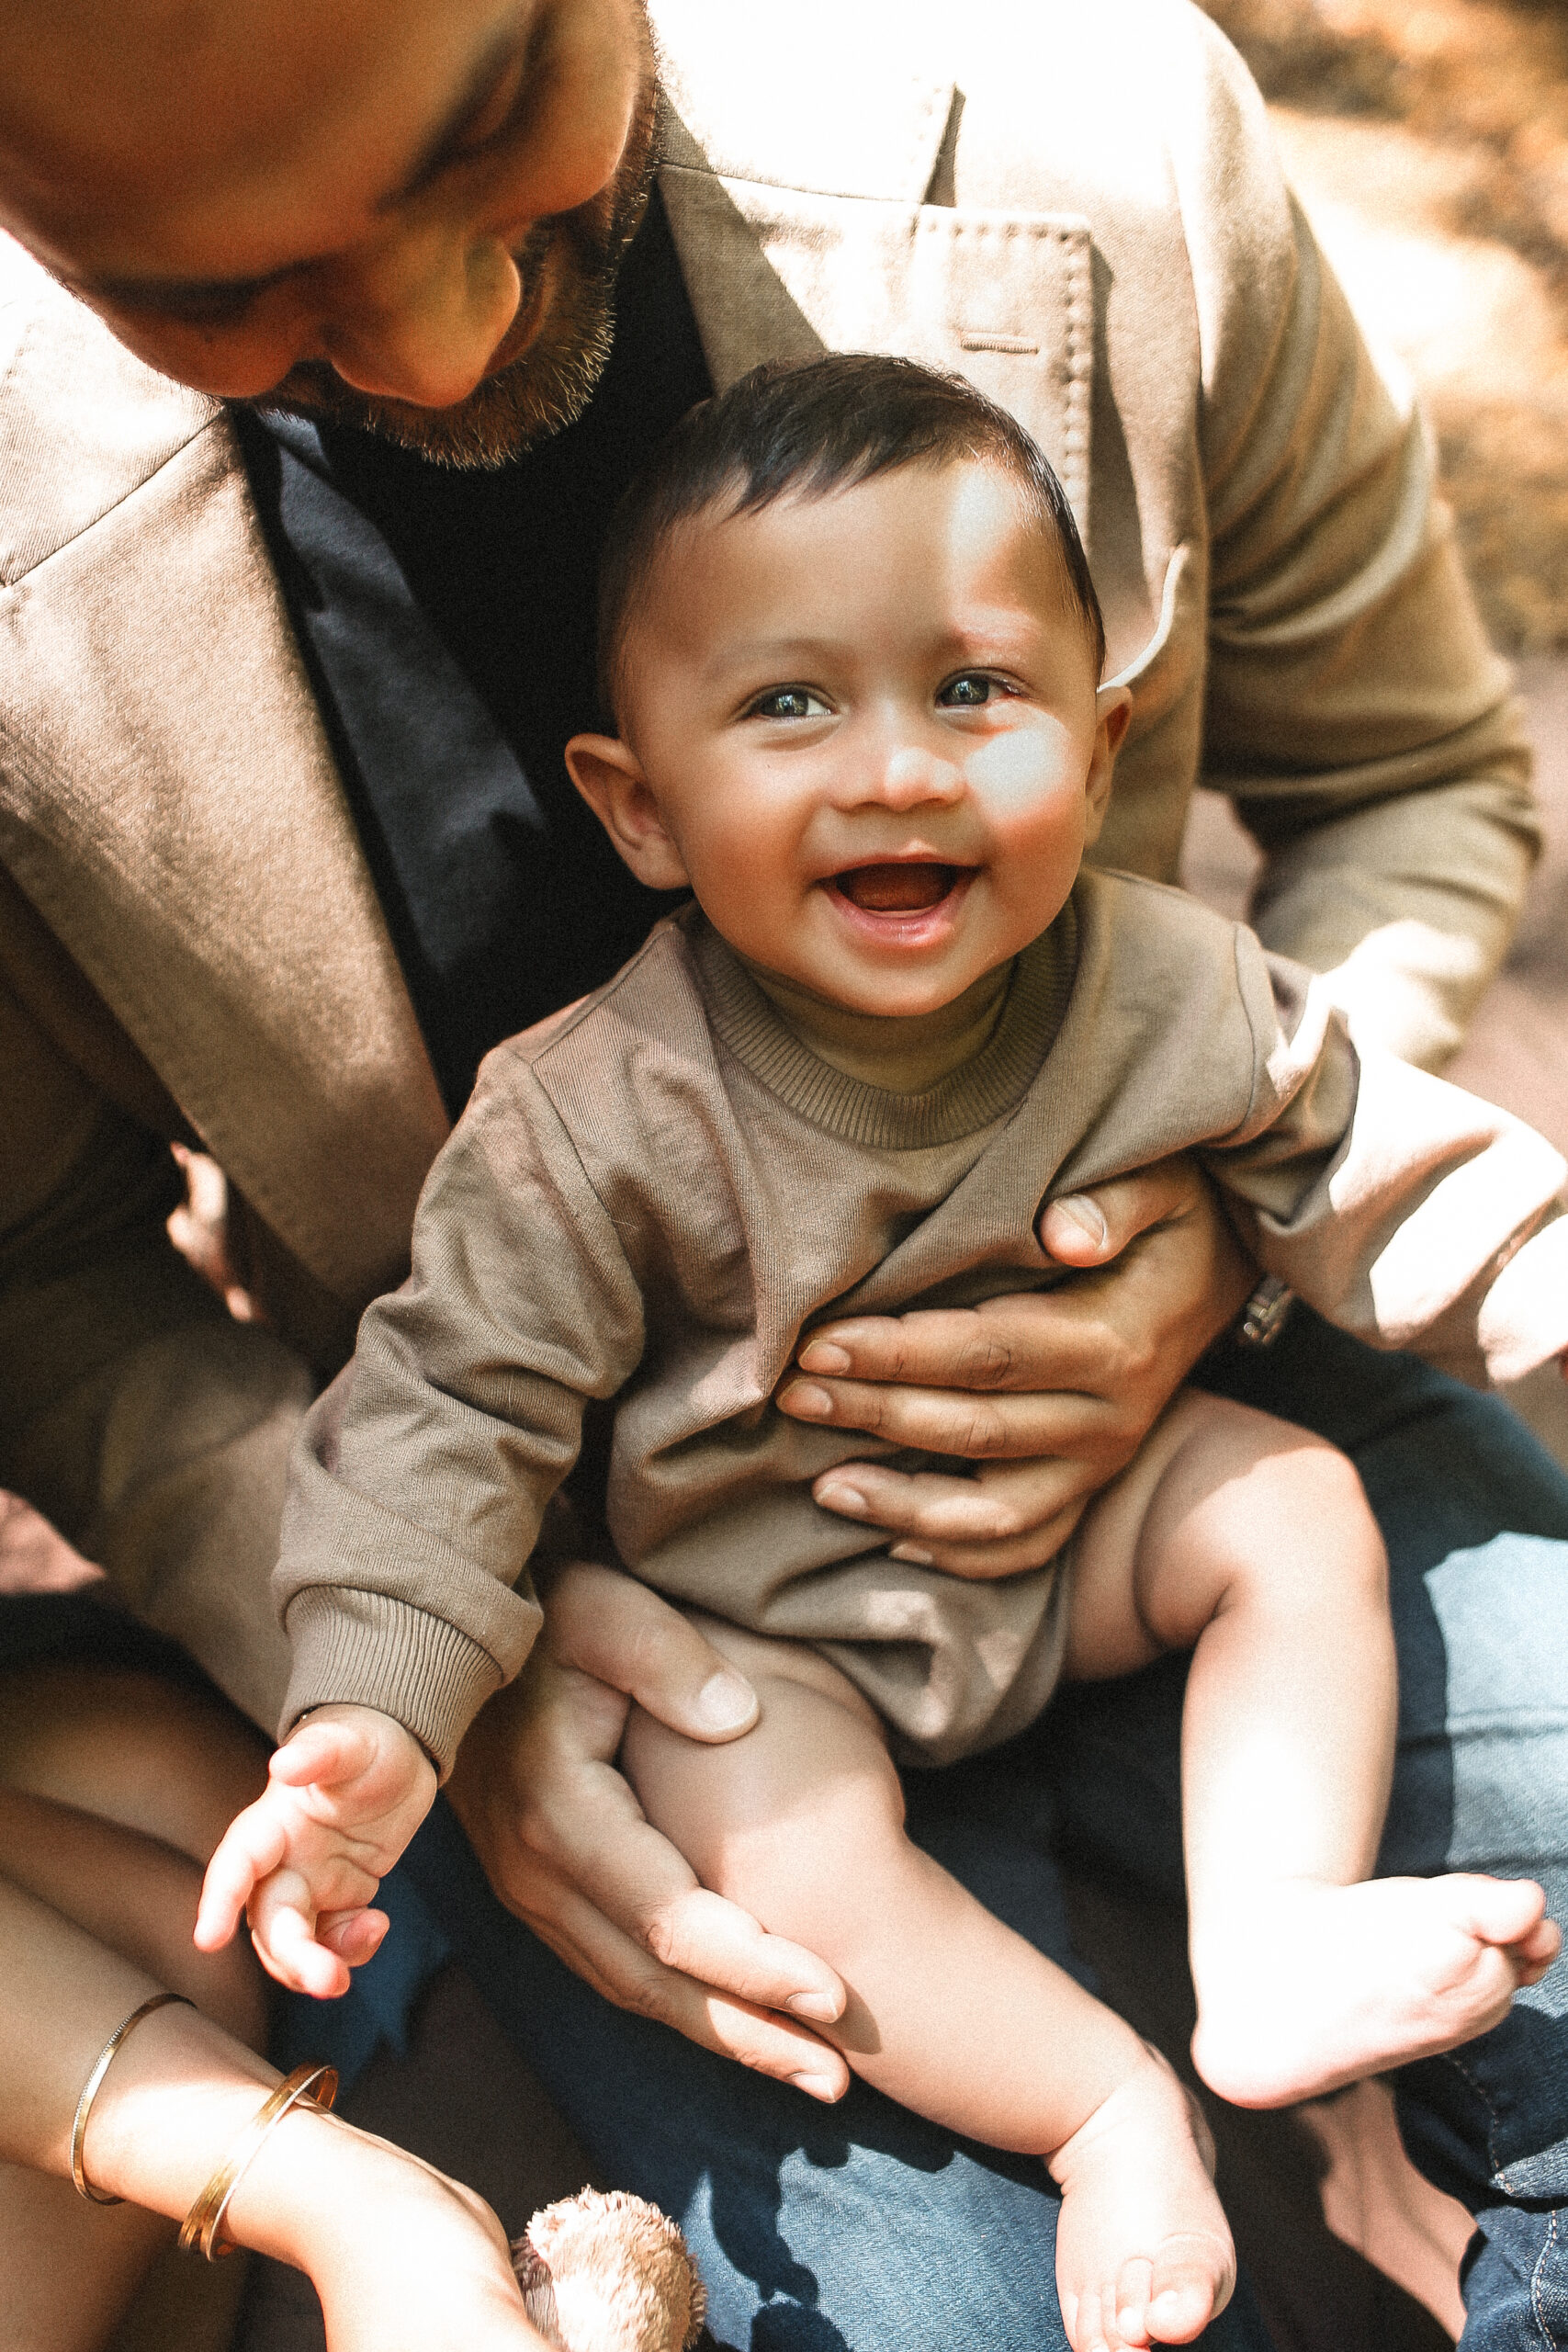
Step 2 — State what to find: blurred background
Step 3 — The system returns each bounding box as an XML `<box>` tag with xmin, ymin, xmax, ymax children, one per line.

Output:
<box><xmin>1185</xmin><ymin>0</ymin><xmax>1568</xmax><ymax>1158</ymax></box>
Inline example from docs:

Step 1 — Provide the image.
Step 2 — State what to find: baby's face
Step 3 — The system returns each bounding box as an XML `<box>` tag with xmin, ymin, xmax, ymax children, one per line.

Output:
<box><xmin>577</xmin><ymin>459</ymin><xmax>1128</xmax><ymax>1019</ymax></box>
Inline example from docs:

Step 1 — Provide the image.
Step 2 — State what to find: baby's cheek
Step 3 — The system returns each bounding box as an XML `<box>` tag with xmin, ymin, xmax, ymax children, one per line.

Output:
<box><xmin>969</xmin><ymin>725</ymin><xmax>1079</xmax><ymax>816</ymax></box>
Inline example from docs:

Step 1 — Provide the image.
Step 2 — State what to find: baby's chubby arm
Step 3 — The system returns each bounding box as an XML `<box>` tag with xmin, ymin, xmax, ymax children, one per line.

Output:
<box><xmin>196</xmin><ymin>1705</ymin><xmax>437</xmax><ymax>1997</ymax></box>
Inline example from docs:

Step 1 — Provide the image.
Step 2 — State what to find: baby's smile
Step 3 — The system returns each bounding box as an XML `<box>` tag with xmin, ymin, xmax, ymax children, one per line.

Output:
<box><xmin>828</xmin><ymin>861</ymin><xmax>975</xmax><ymax>914</ymax></box>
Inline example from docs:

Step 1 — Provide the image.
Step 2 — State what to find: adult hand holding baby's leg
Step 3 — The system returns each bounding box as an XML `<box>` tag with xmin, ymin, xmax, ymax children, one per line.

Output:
<box><xmin>196</xmin><ymin>1704</ymin><xmax>436</xmax><ymax>1997</ymax></box>
<box><xmin>446</xmin><ymin>1564</ymin><xmax>852</xmax><ymax>2098</ymax></box>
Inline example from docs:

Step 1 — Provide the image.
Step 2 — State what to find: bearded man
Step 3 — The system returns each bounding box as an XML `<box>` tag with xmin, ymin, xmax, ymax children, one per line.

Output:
<box><xmin>1</xmin><ymin>4</ymin><xmax>1565</xmax><ymax>2347</ymax></box>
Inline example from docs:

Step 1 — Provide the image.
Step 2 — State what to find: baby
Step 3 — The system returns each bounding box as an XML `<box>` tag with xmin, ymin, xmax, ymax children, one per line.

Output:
<box><xmin>201</xmin><ymin>356</ymin><xmax>1563</xmax><ymax>2352</ymax></box>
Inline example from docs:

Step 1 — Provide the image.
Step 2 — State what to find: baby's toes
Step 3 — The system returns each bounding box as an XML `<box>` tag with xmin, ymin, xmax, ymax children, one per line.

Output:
<box><xmin>1145</xmin><ymin>2235</ymin><xmax>1234</xmax><ymax>2345</ymax></box>
<box><xmin>1451</xmin><ymin>1942</ymin><xmax>1533</xmax><ymax>2034</ymax></box>
<box><xmin>1112</xmin><ymin>2256</ymin><xmax>1154</xmax><ymax>2347</ymax></box>
<box><xmin>1518</xmin><ymin>1916</ymin><xmax>1562</xmax><ymax>1981</ymax></box>
<box><xmin>1452</xmin><ymin>1873</ymin><xmax>1547</xmax><ymax>1953</ymax></box>
<box><xmin>1066</xmin><ymin>2283</ymin><xmax>1113</xmax><ymax>2352</ymax></box>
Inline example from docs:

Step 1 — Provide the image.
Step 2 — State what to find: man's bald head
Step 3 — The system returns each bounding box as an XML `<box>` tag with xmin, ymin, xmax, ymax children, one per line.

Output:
<box><xmin>0</xmin><ymin>0</ymin><xmax>658</xmax><ymax>466</ymax></box>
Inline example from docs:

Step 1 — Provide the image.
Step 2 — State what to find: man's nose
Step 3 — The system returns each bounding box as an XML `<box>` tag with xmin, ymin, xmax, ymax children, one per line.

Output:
<box><xmin>318</xmin><ymin>221</ymin><xmax>523</xmax><ymax>408</ymax></box>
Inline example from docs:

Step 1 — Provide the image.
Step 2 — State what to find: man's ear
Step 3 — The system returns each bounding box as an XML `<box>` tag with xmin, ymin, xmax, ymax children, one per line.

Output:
<box><xmin>565</xmin><ymin>734</ymin><xmax>692</xmax><ymax>890</ymax></box>
<box><xmin>1082</xmin><ymin>684</ymin><xmax>1133</xmax><ymax>847</ymax></box>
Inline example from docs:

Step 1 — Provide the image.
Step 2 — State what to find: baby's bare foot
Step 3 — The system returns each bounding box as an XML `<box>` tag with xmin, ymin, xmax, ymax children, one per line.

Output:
<box><xmin>1051</xmin><ymin>2047</ymin><xmax>1235</xmax><ymax>2352</ymax></box>
<box><xmin>1192</xmin><ymin>1874</ymin><xmax>1559</xmax><ymax>2109</ymax></box>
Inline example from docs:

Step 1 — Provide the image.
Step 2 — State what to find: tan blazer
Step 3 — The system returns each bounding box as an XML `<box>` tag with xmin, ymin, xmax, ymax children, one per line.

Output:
<box><xmin>0</xmin><ymin>0</ymin><xmax>1538</xmax><ymax>1725</ymax></box>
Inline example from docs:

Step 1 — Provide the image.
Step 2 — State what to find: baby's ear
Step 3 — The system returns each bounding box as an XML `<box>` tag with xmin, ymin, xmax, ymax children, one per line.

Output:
<box><xmin>1083</xmin><ymin>684</ymin><xmax>1133</xmax><ymax>845</ymax></box>
<box><xmin>566</xmin><ymin>734</ymin><xmax>691</xmax><ymax>891</ymax></box>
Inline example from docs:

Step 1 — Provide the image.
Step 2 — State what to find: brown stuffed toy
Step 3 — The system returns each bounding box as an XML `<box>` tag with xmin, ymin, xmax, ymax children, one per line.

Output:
<box><xmin>513</xmin><ymin>2188</ymin><xmax>707</xmax><ymax>2352</ymax></box>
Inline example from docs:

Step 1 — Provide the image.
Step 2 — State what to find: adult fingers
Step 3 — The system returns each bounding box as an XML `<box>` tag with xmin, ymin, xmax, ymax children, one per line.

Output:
<box><xmin>789</xmin><ymin>1167</ymin><xmax>1250</xmax><ymax>1419</ymax></box>
<box><xmin>450</xmin><ymin>1681</ymin><xmax>847</xmax><ymax>2031</ymax></box>
<box><xmin>513</xmin><ymin>1751</ymin><xmax>846</xmax><ymax>2023</ymax></box>
<box><xmin>794</xmin><ymin>1301</ymin><xmax>1057</xmax><ymax>1394</ymax></box>
<box><xmin>514</xmin><ymin>1863</ymin><xmax>851</xmax><ymax>2099</ymax></box>
<box><xmin>545</xmin><ymin>1561</ymin><xmax>759</xmax><ymax>1742</ymax></box>
<box><xmin>782</xmin><ymin>1373</ymin><xmax>1113</xmax><ymax>1462</ymax></box>
<box><xmin>1037</xmin><ymin>1158</ymin><xmax>1210</xmax><ymax>1269</ymax></box>
<box><xmin>889</xmin><ymin>1500</ymin><xmax>1086</xmax><ymax>1580</ymax></box>
<box><xmin>788</xmin><ymin>1163</ymin><xmax>1215</xmax><ymax>1395</ymax></box>
<box><xmin>636</xmin><ymin>1887</ymin><xmax>845</xmax><ymax>2023</ymax></box>
<box><xmin>813</xmin><ymin>1457</ymin><xmax>1088</xmax><ymax>1576</ymax></box>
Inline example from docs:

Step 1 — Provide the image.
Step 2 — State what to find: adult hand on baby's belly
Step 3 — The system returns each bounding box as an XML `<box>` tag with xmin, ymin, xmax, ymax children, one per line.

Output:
<box><xmin>777</xmin><ymin>1156</ymin><xmax>1254</xmax><ymax>1577</ymax></box>
<box><xmin>446</xmin><ymin>1563</ymin><xmax>852</xmax><ymax>2095</ymax></box>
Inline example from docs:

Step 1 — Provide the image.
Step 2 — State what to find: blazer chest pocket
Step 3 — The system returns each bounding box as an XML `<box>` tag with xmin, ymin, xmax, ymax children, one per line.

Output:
<box><xmin>660</xmin><ymin>167</ymin><xmax>1096</xmax><ymax>547</ymax></box>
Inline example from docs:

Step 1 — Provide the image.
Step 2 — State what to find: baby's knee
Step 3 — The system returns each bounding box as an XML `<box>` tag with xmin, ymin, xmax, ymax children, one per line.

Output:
<box><xmin>1187</xmin><ymin>1400</ymin><xmax>1386</xmax><ymax>1606</ymax></box>
<box><xmin>623</xmin><ymin>1662</ymin><xmax>910</xmax><ymax>1931</ymax></box>
<box><xmin>1260</xmin><ymin>1425</ymin><xmax>1383</xmax><ymax>1588</ymax></box>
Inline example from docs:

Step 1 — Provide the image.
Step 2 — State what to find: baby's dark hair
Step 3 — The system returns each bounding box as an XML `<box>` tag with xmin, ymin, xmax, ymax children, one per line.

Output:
<box><xmin>596</xmin><ymin>353</ymin><xmax>1105</xmax><ymax>726</ymax></box>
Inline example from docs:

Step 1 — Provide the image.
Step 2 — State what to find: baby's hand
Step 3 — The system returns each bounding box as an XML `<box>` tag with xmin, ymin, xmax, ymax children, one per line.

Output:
<box><xmin>196</xmin><ymin>1704</ymin><xmax>436</xmax><ymax>1997</ymax></box>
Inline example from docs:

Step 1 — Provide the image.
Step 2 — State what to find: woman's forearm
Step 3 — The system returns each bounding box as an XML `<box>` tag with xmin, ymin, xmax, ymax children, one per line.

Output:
<box><xmin>0</xmin><ymin>1870</ymin><xmax>552</xmax><ymax>2349</ymax></box>
<box><xmin>0</xmin><ymin>1868</ymin><xmax>280</xmax><ymax>2212</ymax></box>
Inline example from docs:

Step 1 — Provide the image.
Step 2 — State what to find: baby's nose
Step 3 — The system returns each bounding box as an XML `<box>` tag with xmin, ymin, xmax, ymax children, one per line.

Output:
<box><xmin>874</xmin><ymin>746</ymin><xmax>965</xmax><ymax>808</ymax></box>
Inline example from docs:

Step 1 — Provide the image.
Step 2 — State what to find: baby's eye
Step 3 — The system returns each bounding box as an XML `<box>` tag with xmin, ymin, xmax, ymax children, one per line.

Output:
<box><xmin>937</xmin><ymin>673</ymin><xmax>1002</xmax><ymax>707</ymax></box>
<box><xmin>747</xmin><ymin>686</ymin><xmax>830</xmax><ymax>720</ymax></box>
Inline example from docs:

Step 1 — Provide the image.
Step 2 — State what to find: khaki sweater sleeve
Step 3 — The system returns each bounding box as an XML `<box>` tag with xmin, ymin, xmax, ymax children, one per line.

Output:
<box><xmin>1182</xmin><ymin>14</ymin><xmax>1536</xmax><ymax>1069</ymax></box>
<box><xmin>0</xmin><ymin>969</ymin><xmax>307</xmax><ymax>1730</ymax></box>
<box><xmin>275</xmin><ymin>1056</ymin><xmax>648</xmax><ymax>1775</ymax></box>
<box><xmin>1203</xmin><ymin>930</ymin><xmax>1568</xmax><ymax>1384</ymax></box>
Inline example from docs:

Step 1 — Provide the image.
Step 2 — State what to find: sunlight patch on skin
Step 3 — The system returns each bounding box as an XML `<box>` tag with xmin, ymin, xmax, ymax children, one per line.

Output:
<box><xmin>968</xmin><ymin>718</ymin><xmax>1080</xmax><ymax>815</ymax></box>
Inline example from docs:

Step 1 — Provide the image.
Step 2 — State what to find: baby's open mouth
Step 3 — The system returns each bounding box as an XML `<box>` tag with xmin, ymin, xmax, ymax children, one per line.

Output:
<box><xmin>832</xmin><ymin>864</ymin><xmax>968</xmax><ymax>913</ymax></box>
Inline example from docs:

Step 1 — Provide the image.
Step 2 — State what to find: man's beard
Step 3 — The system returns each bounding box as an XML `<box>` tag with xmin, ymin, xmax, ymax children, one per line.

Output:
<box><xmin>251</xmin><ymin>66</ymin><xmax>659</xmax><ymax>470</ymax></box>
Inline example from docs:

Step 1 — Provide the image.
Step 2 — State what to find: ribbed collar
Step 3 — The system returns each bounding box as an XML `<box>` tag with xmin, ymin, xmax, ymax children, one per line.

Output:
<box><xmin>688</xmin><ymin>901</ymin><xmax>1078</xmax><ymax>1149</ymax></box>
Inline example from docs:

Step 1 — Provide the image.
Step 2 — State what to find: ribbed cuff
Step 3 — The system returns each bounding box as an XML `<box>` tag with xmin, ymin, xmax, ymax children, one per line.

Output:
<box><xmin>279</xmin><ymin>1587</ymin><xmax>511</xmax><ymax>1778</ymax></box>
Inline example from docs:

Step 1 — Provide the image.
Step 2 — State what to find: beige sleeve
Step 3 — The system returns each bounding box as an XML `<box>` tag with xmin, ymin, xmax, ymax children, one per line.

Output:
<box><xmin>1181</xmin><ymin>20</ymin><xmax>1537</xmax><ymax>1069</ymax></box>
<box><xmin>276</xmin><ymin>1062</ymin><xmax>648</xmax><ymax>1775</ymax></box>
<box><xmin>1203</xmin><ymin>933</ymin><xmax>1567</xmax><ymax>1384</ymax></box>
<box><xmin>0</xmin><ymin>973</ymin><xmax>307</xmax><ymax>1730</ymax></box>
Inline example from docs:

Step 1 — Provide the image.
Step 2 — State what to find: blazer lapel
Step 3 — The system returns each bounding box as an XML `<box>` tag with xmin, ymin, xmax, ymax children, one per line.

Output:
<box><xmin>0</xmin><ymin>254</ymin><xmax>447</xmax><ymax>1306</ymax></box>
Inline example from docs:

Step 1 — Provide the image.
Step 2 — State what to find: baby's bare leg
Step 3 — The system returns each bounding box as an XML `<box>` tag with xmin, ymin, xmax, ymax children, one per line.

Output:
<box><xmin>1067</xmin><ymin>1393</ymin><xmax>1558</xmax><ymax>2109</ymax></box>
<box><xmin>622</xmin><ymin>1620</ymin><xmax>1234</xmax><ymax>2352</ymax></box>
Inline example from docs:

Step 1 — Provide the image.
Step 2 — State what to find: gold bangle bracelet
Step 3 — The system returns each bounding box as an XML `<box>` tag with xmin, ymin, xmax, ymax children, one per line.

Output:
<box><xmin>71</xmin><ymin>1992</ymin><xmax>196</xmax><ymax>2205</ymax></box>
<box><xmin>177</xmin><ymin>2062</ymin><xmax>338</xmax><ymax>2263</ymax></box>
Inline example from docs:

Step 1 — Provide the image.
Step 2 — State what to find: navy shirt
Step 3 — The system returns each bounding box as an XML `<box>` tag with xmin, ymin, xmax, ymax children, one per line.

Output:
<box><xmin>234</xmin><ymin>189</ymin><xmax>712</xmax><ymax>1116</ymax></box>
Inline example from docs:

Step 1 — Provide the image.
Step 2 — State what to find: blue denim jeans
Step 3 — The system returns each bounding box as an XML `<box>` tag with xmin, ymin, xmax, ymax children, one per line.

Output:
<box><xmin>375</xmin><ymin>1312</ymin><xmax>1568</xmax><ymax>2352</ymax></box>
